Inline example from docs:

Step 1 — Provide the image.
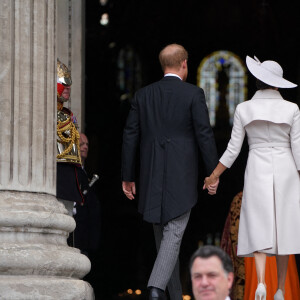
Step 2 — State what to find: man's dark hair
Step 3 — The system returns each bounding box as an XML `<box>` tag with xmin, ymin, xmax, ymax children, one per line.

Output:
<box><xmin>256</xmin><ymin>79</ymin><xmax>275</xmax><ymax>90</ymax></box>
<box><xmin>189</xmin><ymin>245</ymin><xmax>233</xmax><ymax>275</ymax></box>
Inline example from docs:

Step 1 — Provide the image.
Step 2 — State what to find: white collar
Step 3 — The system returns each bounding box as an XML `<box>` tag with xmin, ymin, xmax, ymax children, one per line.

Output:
<box><xmin>251</xmin><ymin>89</ymin><xmax>282</xmax><ymax>100</ymax></box>
<box><xmin>164</xmin><ymin>73</ymin><xmax>182</xmax><ymax>80</ymax></box>
<box><xmin>225</xmin><ymin>297</ymin><xmax>231</xmax><ymax>300</ymax></box>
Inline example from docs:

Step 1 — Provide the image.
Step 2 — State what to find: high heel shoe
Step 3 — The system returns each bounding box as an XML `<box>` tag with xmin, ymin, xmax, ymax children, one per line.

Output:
<box><xmin>274</xmin><ymin>289</ymin><xmax>284</xmax><ymax>300</ymax></box>
<box><xmin>255</xmin><ymin>283</ymin><xmax>266</xmax><ymax>300</ymax></box>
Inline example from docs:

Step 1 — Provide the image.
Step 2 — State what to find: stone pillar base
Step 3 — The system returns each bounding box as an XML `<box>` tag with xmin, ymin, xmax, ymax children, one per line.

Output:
<box><xmin>0</xmin><ymin>276</ymin><xmax>94</xmax><ymax>299</ymax></box>
<box><xmin>0</xmin><ymin>191</ymin><xmax>94</xmax><ymax>299</ymax></box>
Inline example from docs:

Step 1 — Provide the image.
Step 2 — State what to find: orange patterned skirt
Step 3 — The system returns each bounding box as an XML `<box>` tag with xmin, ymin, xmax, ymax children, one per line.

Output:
<box><xmin>243</xmin><ymin>255</ymin><xmax>300</xmax><ymax>300</ymax></box>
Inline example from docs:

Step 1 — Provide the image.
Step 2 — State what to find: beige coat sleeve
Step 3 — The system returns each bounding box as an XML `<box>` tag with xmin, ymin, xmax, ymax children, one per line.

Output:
<box><xmin>220</xmin><ymin>106</ymin><xmax>246</xmax><ymax>168</ymax></box>
<box><xmin>290</xmin><ymin>105</ymin><xmax>300</xmax><ymax>170</ymax></box>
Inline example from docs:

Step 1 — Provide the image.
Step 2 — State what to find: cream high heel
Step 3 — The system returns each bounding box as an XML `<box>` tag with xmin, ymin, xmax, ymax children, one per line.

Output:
<box><xmin>274</xmin><ymin>289</ymin><xmax>284</xmax><ymax>300</ymax></box>
<box><xmin>255</xmin><ymin>283</ymin><xmax>266</xmax><ymax>300</ymax></box>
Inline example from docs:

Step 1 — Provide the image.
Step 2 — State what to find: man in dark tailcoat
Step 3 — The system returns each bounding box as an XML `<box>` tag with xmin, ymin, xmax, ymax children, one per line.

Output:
<box><xmin>122</xmin><ymin>44</ymin><xmax>219</xmax><ymax>300</ymax></box>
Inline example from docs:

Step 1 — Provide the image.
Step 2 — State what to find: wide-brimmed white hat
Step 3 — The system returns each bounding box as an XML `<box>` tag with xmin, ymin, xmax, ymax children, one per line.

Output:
<box><xmin>246</xmin><ymin>56</ymin><xmax>297</xmax><ymax>88</ymax></box>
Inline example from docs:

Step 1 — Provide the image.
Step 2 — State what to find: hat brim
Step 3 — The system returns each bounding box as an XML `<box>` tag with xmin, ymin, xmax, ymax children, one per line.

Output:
<box><xmin>246</xmin><ymin>56</ymin><xmax>297</xmax><ymax>88</ymax></box>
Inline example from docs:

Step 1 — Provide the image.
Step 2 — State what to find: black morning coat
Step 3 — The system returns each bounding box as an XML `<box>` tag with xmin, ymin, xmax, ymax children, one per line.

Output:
<box><xmin>122</xmin><ymin>76</ymin><xmax>218</xmax><ymax>225</ymax></box>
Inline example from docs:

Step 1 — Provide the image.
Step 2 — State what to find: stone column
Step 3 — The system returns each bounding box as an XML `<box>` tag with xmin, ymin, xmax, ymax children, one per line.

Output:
<box><xmin>0</xmin><ymin>1</ymin><xmax>93</xmax><ymax>299</ymax></box>
<box><xmin>57</xmin><ymin>0</ymin><xmax>85</xmax><ymax>131</ymax></box>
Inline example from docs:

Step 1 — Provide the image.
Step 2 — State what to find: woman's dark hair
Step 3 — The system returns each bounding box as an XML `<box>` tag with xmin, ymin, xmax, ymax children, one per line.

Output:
<box><xmin>256</xmin><ymin>79</ymin><xmax>275</xmax><ymax>90</ymax></box>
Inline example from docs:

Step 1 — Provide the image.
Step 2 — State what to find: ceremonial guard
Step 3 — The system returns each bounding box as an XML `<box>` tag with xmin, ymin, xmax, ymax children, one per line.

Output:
<box><xmin>56</xmin><ymin>60</ymin><xmax>101</xmax><ymax>257</ymax></box>
<box><xmin>56</xmin><ymin>59</ymin><xmax>85</xmax><ymax>214</ymax></box>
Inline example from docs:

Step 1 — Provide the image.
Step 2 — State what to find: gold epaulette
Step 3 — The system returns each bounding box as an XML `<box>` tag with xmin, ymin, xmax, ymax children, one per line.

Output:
<box><xmin>57</xmin><ymin>111</ymin><xmax>81</xmax><ymax>165</ymax></box>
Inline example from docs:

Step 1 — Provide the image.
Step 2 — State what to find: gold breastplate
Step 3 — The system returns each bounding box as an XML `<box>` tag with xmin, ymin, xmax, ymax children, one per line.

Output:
<box><xmin>57</xmin><ymin>110</ymin><xmax>81</xmax><ymax>165</ymax></box>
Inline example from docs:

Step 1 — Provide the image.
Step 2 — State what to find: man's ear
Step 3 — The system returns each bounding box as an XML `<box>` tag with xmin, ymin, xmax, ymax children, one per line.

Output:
<box><xmin>227</xmin><ymin>272</ymin><xmax>234</xmax><ymax>289</ymax></box>
<box><xmin>182</xmin><ymin>59</ymin><xmax>187</xmax><ymax>69</ymax></box>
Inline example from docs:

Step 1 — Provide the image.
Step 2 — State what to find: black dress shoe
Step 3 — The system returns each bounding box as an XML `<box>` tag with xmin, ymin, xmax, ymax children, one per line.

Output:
<box><xmin>148</xmin><ymin>287</ymin><xmax>167</xmax><ymax>300</ymax></box>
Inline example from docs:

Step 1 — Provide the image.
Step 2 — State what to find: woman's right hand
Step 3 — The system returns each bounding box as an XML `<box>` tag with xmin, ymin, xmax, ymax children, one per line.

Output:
<box><xmin>203</xmin><ymin>175</ymin><xmax>219</xmax><ymax>195</ymax></box>
<box><xmin>203</xmin><ymin>162</ymin><xmax>227</xmax><ymax>195</ymax></box>
<box><xmin>204</xmin><ymin>175</ymin><xmax>217</xmax><ymax>187</ymax></box>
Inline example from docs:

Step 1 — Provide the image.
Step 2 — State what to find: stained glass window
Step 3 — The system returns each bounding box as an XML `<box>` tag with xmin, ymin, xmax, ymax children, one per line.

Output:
<box><xmin>197</xmin><ymin>50</ymin><xmax>247</xmax><ymax>127</ymax></box>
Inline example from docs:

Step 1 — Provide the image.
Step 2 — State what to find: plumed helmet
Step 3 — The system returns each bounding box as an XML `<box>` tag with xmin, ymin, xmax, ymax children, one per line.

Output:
<box><xmin>57</xmin><ymin>59</ymin><xmax>72</xmax><ymax>102</ymax></box>
<box><xmin>57</xmin><ymin>59</ymin><xmax>72</xmax><ymax>86</ymax></box>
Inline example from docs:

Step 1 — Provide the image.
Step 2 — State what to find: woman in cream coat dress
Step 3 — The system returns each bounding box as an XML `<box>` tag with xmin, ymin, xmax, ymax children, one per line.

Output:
<box><xmin>204</xmin><ymin>56</ymin><xmax>300</xmax><ymax>300</ymax></box>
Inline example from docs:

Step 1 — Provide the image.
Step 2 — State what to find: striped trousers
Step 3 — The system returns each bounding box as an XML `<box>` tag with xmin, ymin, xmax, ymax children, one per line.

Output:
<box><xmin>148</xmin><ymin>210</ymin><xmax>190</xmax><ymax>300</ymax></box>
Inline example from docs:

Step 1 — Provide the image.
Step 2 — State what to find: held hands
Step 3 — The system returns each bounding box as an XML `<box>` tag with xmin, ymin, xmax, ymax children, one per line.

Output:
<box><xmin>122</xmin><ymin>181</ymin><xmax>136</xmax><ymax>200</ymax></box>
<box><xmin>203</xmin><ymin>173</ymin><xmax>220</xmax><ymax>195</ymax></box>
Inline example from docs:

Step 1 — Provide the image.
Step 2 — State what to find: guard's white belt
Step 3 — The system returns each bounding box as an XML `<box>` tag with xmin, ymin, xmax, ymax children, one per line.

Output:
<box><xmin>249</xmin><ymin>142</ymin><xmax>290</xmax><ymax>150</ymax></box>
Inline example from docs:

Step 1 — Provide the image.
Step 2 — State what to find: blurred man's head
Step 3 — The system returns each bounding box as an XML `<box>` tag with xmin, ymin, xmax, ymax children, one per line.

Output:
<box><xmin>190</xmin><ymin>246</ymin><xmax>234</xmax><ymax>300</ymax></box>
<box><xmin>79</xmin><ymin>133</ymin><xmax>89</xmax><ymax>165</ymax></box>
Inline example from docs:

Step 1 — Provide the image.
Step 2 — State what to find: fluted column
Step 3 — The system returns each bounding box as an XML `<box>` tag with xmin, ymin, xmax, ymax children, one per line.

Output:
<box><xmin>57</xmin><ymin>0</ymin><xmax>85</xmax><ymax>131</ymax></box>
<box><xmin>0</xmin><ymin>1</ymin><xmax>93</xmax><ymax>298</ymax></box>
